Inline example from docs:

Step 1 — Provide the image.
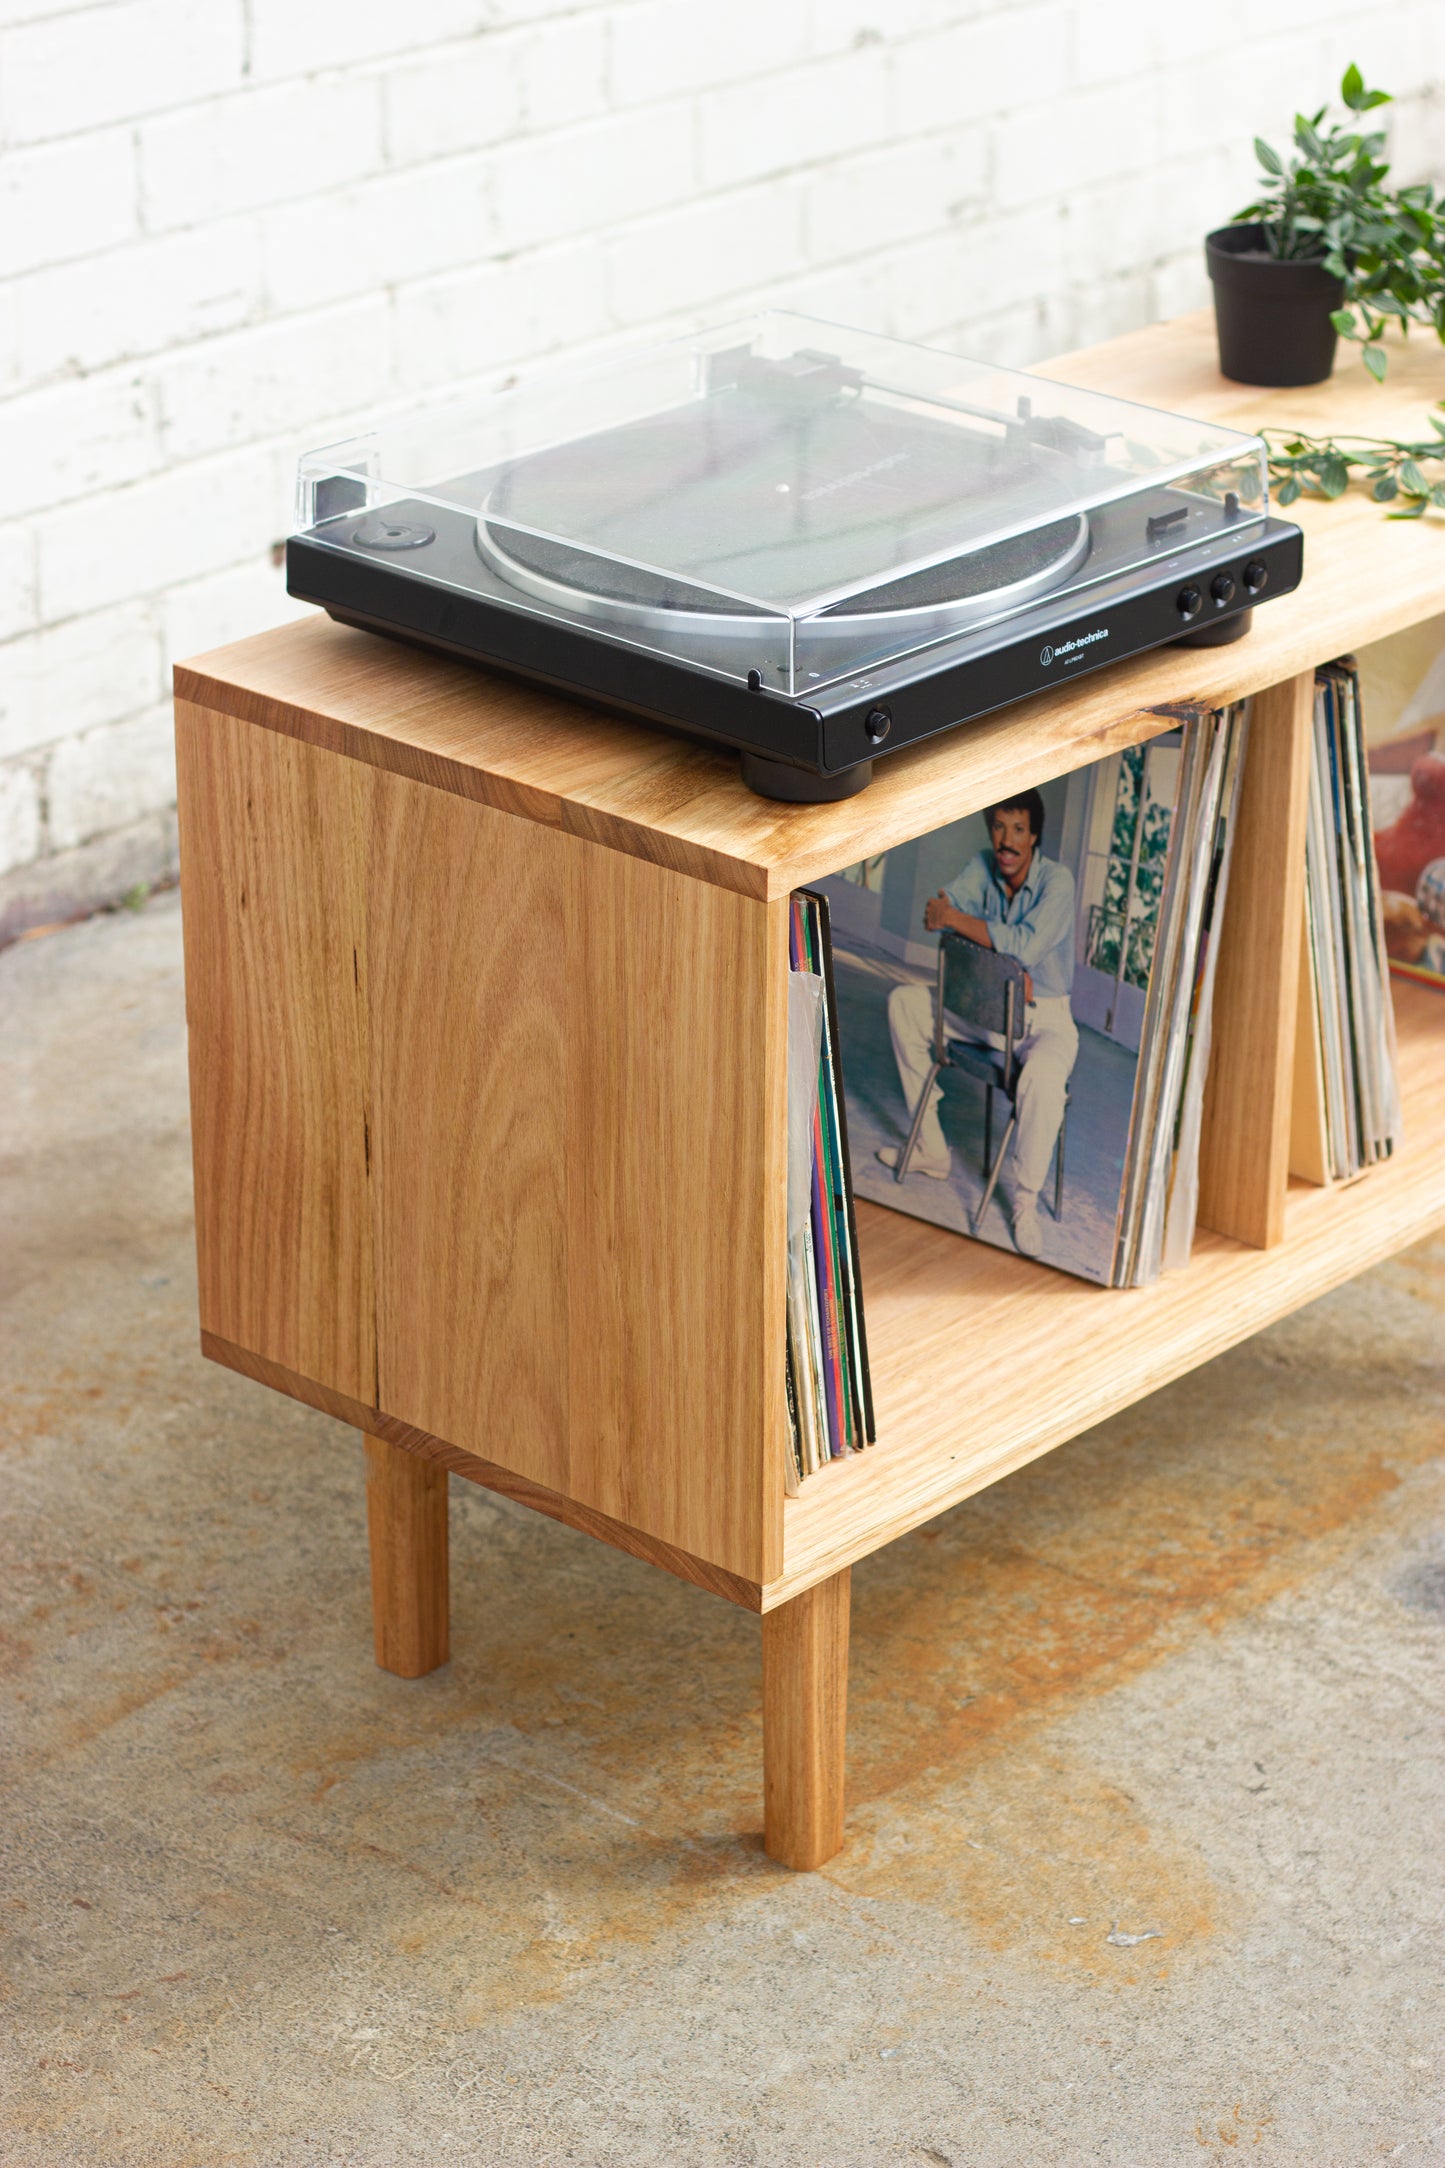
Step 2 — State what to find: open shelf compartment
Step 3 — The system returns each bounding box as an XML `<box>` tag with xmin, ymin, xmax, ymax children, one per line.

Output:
<box><xmin>774</xmin><ymin>978</ymin><xmax>1444</xmax><ymax>1605</ymax></box>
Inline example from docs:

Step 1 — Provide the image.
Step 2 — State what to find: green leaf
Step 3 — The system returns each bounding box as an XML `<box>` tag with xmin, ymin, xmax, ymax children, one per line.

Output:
<box><xmin>1372</xmin><ymin>473</ymin><xmax>1399</xmax><ymax>500</ymax></box>
<box><xmin>1254</xmin><ymin>136</ymin><xmax>1284</xmax><ymax>177</ymax></box>
<box><xmin>1399</xmin><ymin>457</ymin><xmax>1429</xmax><ymax>494</ymax></box>
<box><xmin>1364</xmin><ymin>344</ymin><xmax>1388</xmax><ymax>381</ymax></box>
<box><xmin>1387</xmin><ymin>499</ymin><xmax>1427</xmax><ymax>518</ymax></box>
<box><xmin>1320</xmin><ymin>455</ymin><xmax>1351</xmax><ymax>498</ymax></box>
<box><xmin>1431</xmin><ymin>483</ymin><xmax>1445</xmax><ymax>509</ymax></box>
<box><xmin>1329</xmin><ymin>308</ymin><xmax>1356</xmax><ymax>335</ymax></box>
<box><xmin>1277</xmin><ymin>476</ymin><xmax>1301</xmax><ymax>506</ymax></box>
<box><xmin>1341</xmin><ymin>62</ymin><xmax>1365</xmax><ymax>109</ymax></box>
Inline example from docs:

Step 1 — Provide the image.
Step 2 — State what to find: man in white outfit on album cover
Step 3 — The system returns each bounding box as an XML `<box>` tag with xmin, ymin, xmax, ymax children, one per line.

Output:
<box><xmin>877</xmin><ymin>788</ymin><xmax>1078</xmax><ymax>1258</ymax></box>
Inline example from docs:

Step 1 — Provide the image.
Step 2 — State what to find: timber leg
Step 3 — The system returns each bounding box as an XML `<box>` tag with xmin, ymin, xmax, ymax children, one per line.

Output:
<box><xmin>364</xmin><ymin>1432</ymin><xmax>450</xmax><ymax>1678</ymax></box>
<box><xmin>762</xmin><ymin>1568</ymin><xmax>850</xmax><ymax>1869</ymax></box>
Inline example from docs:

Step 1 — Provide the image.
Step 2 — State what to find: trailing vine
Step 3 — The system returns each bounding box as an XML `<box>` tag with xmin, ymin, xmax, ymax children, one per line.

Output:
<box><xmin>1263</xmin><ymin>417</ymin><xmax>1445</xmax><ymax>517</ymax></box>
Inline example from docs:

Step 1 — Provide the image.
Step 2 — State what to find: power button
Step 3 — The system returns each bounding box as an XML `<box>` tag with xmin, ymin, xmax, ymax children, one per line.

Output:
<box><xmin>1176</xmin><ymin>584</ymin><xmax>1202</xmax><ymax>620</ymax></box>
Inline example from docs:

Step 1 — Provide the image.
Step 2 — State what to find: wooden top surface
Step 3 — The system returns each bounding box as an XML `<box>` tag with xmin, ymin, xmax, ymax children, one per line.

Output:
<box><xmin>177</xmin><ymin>311</ymin><xmax>1445</xmax><ymax>900</ymax></box>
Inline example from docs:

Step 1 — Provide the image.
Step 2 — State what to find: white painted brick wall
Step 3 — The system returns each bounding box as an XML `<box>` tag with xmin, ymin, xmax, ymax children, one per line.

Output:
<box><xmin>0</xmin><ymin>0</ymin><xmax>1441</xmax><ymax>937</ymax></box>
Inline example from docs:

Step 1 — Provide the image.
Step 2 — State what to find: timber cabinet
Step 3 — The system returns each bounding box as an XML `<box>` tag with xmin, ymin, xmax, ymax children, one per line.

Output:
<box><xmin>175</xmin><ymin>311</ymin><xmax>1445</xmax><ymax>1871</ymax></box>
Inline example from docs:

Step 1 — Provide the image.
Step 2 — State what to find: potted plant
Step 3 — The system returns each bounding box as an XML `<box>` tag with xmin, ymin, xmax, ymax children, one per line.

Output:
<box><xmin>1206</xmin><ymin>66</ymin><xmax>1445</xmax><ymax>387</ymax></box>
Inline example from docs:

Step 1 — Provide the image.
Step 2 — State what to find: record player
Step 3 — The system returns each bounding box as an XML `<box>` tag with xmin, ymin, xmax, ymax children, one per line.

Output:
<box><xmin>287</xmin><ymin>314</ymin><xmax>1303</xmax><ymax>802</ymax></box>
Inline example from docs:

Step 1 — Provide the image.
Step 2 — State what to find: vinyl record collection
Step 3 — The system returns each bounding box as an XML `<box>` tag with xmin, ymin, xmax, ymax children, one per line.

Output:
<box><xmin>1298</xmin><ymin>660</ymin><xmax>1401</xmax><ymax>1180</ymax></box>
<box><xmin>1112</xmin><ymin>701</ymin><xmax>1251</xmax><ymax>1285</ymax></box>
<box><xmin>785</xmin><ymin>889</ymin><xmax>874</xmax><ymax>1489</ymax></box>
<box><xmin>785</xmin><ymin>675</ymin><xmax>1408</xmax><ymax>1484</ymax></box>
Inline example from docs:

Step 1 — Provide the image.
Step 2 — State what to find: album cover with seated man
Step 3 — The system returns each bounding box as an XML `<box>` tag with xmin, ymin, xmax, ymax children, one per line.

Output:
<box><xmin>815</xmin><ymin>720</ymin><xmax>1231</xmax><ymax>1287</ymax></box>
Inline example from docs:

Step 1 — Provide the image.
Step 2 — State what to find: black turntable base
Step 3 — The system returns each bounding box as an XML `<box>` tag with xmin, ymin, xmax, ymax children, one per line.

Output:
<box><xmin>288</xmin><ymin>318</ymin><xmax>1303</xmax><ymax>800</ymax></box>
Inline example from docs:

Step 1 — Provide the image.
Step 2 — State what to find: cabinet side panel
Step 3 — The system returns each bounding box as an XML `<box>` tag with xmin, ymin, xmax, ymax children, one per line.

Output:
<box><xmin>175</xmin><ymin>701</ymin><xmax>376</xmax><ymax>1401</ymax></box>
<box><xmin>566</xmin><ymin>846</ymin><xmax>783</xmax><ymax>1583</ymax></box>
<box><xmin>369</xmin><ymin>776</ymin><xmax>569</xmax><ymax>1491</ymax></box>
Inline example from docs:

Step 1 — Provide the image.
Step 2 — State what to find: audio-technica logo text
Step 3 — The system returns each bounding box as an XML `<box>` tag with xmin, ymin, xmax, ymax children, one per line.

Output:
<box><xmin>1040</xmin><ymin>626</ymin><xmax>1109</xmax><ymax>668</ymax></box>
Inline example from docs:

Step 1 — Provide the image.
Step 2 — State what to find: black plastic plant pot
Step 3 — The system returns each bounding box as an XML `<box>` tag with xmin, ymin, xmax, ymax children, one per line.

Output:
<box><xmin>1206</xmin><ymin>222</ymin><xmax>1345</xmax><ymax>387</ymax></box>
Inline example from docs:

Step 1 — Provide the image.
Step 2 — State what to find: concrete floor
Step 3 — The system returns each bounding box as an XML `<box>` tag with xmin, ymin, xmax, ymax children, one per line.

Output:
<box><xmin>2</xmin><ymin>891</ymin><xmax>1443</xmax><ymax>2168</ymax></box>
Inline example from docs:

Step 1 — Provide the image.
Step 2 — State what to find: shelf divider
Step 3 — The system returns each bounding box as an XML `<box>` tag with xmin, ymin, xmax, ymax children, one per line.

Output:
<box><xmin>1198</xmin><ymin>668</ymin><xmax>1315</xmax><ymax>1248</ymax></box>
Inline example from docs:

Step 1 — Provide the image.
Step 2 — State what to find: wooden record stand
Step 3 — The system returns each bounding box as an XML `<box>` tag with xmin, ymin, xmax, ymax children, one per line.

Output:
<box><xmin>174</xmin><ymin>312</ymin><xmax>1445</xmax><ymax>1870</ymax></box>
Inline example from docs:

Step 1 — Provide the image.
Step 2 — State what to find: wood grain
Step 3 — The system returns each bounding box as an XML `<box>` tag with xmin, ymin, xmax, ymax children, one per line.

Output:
<box><xmin>200</xmin><ymin>1333</ymin><xmax>765</xmax><ymax>1610</ymax></box>
<box><xmin>180</xmin><ymin>704</ymin><xmax>782</xmax><ymax>1582</ymax></box>
<box><xmin>1197</xmin><ymin>670</ymin><xmax>1314</xmax><ymax>1247</ymax></box>
<box><xmin>174</xmin><ymin>621</ymin><xmax>773</xmax><ymax>897</ymax></box>
<box><xmin>366</xmin><ymin>776</ymin><xmax>571</xmax><ymax>1494</ymax></box>
<box><xmin>773</xmin><ymin>981</ymin><xmax>1445</xmax><ymax>1605</ymax></box>
<box><xmin>365</xmin><ymin>1431</ymin><xmax>449</xmax><ymax>1677</ymax></box>
<box><xmin>175</xmin><ymin>314</ymin><xmax>1445</xmax><ymax>903</ymax></box>
<box><xmin>762</xmin><ymin>1567</ymin><xmax>850</xmax><ymax>1870</ymax></box>
<box><xmin>563</xmin><ymin>851</ymin><xmax>787</xmax><ymax>1582</ymax></box>
<box><xmin>176</xmin><ymin>700</ymin><xmax>376</xmax><ymax>1400</ymax></box>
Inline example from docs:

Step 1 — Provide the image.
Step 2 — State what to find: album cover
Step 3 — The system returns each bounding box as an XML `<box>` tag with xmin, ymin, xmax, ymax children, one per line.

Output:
<box><xmin>1357</xmin><ymin>613</ymin><xmax>1445</xmax><ymax>993</ymax></box>
<box><xmin>814</xmin><ymin>717</ymin><xmax>1239</xmax><ymax>1286</ymax></box>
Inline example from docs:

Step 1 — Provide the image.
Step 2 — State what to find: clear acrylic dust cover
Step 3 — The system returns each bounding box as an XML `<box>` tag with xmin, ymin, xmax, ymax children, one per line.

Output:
<box><xmin>295</xmin><ymin>312</ymin><xmax>1271</xmax><ymax>696</ymax></box>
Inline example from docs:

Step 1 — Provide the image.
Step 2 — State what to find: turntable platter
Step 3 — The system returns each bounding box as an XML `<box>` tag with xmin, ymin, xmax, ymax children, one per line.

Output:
<box><xmin>476</xmin><ymin>508</ymin><xmax>1090</xmax><ymax>648</ymax></box>
<box><xmin>474</xmin><ymin>376</ymin><xmax>1092</xmax><ymax>648</ymax></box>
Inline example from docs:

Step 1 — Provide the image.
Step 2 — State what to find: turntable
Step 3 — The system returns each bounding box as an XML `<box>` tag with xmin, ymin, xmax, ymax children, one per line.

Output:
<box><xmin>287</xmin><ymin>314</ymin><xmax>1303</xmax><ymax>801</ymax></box>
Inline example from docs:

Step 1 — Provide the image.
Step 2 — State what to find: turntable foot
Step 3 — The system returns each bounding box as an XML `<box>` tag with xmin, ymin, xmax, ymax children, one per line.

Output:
<box><xmin>740</xmin><ymin>753</ymin><xmax>873</xmax><ymax>802</ymax></box>
<box><xmin>1173</xmin><ymin>607</ymin><xmax>1254</xmax><ymax>648</ymax></box>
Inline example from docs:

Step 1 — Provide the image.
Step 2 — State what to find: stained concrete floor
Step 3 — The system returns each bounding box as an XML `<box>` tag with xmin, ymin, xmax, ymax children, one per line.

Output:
<box><xmin>2</xmin><ymin>890</ymin><xmax>1443</xmax><ymax>2168</ymax></box>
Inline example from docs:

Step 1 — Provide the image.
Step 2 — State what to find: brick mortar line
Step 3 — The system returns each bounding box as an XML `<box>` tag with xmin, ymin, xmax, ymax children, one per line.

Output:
<box><xmin>0</xmin><ymin>140</ymin><xmax>1223</xmax><ymax>418</ymax></box>
<box><xmin>0</xmin><ymin>2</ymin><xmax>1335</xmax><ymax>168</ymax></box>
